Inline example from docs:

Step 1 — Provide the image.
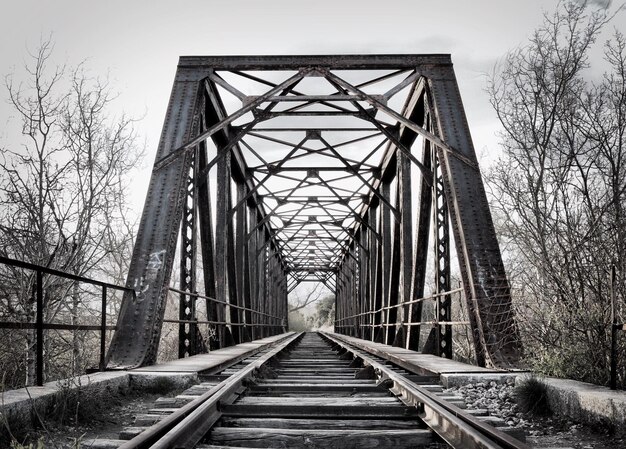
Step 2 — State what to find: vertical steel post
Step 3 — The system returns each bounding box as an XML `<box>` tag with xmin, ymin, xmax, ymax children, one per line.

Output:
<box><xmin>197</xmin><ymin>142</ymin><xmax>219</xmax><ymax>350</ymax></box>
<box><xmin>216</xmin><ymin>142</ymin><xmax>232</xmax><ymax>347</ymax></box>
<box><xmin>350</xmin><ymin>247</ymin><xmax>357</xmax><ymax>336</ymax></box>
<box><xmin>260</xmin><ymin>241</ymin><xmax>268</xmax><ymax>338</ymax></box>
<box><xmin>380</xmin><ymin>180</ymin><xmax>392</xmax><ymax>344</ymax></box>
<box><xmin>369</xmin><ymin>204</ymin><xmax>380</xmax><ymax>341</ymax></box>
<box><xmin>242</xmin><ymin>201</ymin><xmax>253</xmax><ymax>342</ymax></box>
<box><xmin>235</xmin><ymin>182</ymin><xmax>249</xmax><ymax>342</ymax></box>
<box><xmin>610</xmin><ymin>265</ymin><xmax>617</xmax><ymax>390</ymax></box>
<box><xmin>386</xmin><ymin>194</ymin><xmax>401</xmax><ymax>345</ymax></box>
<box><xmin>353</xmin><ymin>243</ymin><xmax>361</xmax><ymax>337</ymax></box>
<box><xmin>227</xmin><ymin>179</ymin><xmax>241</xmax><ymax>344</ymax></box>
<box><xmin>266</xmin><ymin>247</ymin><xmax>272</xmax><ymax>336</ymax></box>
<box><xmin>100</xmin><ymin>286</ymin><xmax>107</xmax><ymax>371</ymax></box>
<box><xmin>248</xmin><ymin>211</ymin><xmax>258</xmax><ymax>339</ymax></box>
<box><xmin>407</xmin><ymin>99</ymin><xmax>432</xmax><ymax>351</ymax></box>
<box><xmin>179</xmin><ymin>145</ymin><xmax>199</xmax><ymax>358</ymax></box>
<box><xmin>396</xmin><ymin>150</ymin><xmax>413</xmax><ymax>348</ymax></box>
<box><xmin>434</xmin><ymin>152</ymin><xmax>452</xmax><ymax>358</ymax></box>
<box><xmin>334</xmin><ymin>265</ymin><xmax>341</xmax><ymax>334</ymax></box>
<box><xmin>36</xmin><ymin>269</ymin><xmax>43</xmax><ymax>386</ymax></box>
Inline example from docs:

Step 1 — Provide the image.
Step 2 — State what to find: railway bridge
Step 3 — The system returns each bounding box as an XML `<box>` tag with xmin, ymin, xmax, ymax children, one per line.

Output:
<box><xmin>72</xmin><ymin>54</ymin><xmax>533</xmax><ymax>448</ymax></box>
<box><xmin>109</xmin><ymin>54</ymin><xmax>520</xmax><ymax>372</ymax></box>
<box><xmin>5</xmin><ymin>55</ymin><xmax>543</xmax><ymax>448</ymax></box>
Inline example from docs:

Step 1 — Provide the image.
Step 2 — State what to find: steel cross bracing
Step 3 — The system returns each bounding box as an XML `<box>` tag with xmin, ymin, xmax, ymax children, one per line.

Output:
<box><xmin>106</xmin><ymin>55</ymin><xmax>521</xmax><ymax>369</ymax></box>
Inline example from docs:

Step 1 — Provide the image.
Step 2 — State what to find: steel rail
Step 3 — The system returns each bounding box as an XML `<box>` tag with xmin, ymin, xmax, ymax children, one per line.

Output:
<box><xmin>322</xmin><ymin>332</ymin><xmax>531</xmax><ymax>449</ymax></box>
<box><xmin>117</xmin><ymin>332</ymin><xmax>301</xmax><ymax>449</ymax></box>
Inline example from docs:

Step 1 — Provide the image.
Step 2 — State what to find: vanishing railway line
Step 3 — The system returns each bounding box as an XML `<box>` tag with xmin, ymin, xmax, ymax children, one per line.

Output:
<box><xmin>87</xmin><ymin>332</ymin><xmax>529</xmax><ymax>449</ymax></box>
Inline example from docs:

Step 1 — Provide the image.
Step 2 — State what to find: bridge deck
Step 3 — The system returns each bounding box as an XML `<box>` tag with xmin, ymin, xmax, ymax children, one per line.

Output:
<box><xmin>132</xmin><ymin>333</ymin><xmax>293</xmax><ymax>374</ymax></box>
<box><xmin>330</xmin><ymin>334</ymin><xmax>497</xmax><ymax>375</ymax></box>
<box><xmin>328</xmin><ymin>334</ymin><xmax>523</xmax><ymax>388</ymax></box>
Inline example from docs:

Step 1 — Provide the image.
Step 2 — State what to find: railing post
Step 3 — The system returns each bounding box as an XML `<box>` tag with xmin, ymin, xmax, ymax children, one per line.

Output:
<box><xmin>610</xmin><ymin>265</ymin><xmax>617</xmax><ymax>390</ymax></box>
<box><xmin>100</xmin><ymin>286</ymin><xmax>107</xmax><ymax>372</ymax></box>
<box><xmin>36</xmin><ymin>269</ymin><xmax>43</xmax><ymax>386</ymax></box>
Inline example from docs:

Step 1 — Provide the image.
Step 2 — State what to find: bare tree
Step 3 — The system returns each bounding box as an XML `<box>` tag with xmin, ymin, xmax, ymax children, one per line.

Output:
<box><xmin>288</xmin><ymin>283</ymin><xmax>326</xmax><ymax>313</ymax></box>
<box><xmin>0</xmin><ymin>39</ymin><xmax>143</xmax><ymax>386</ymax></box>
<box><xmin>487</xmin><ymin>1</ymin><xmax>626</xmax><ymax>386</ymax></box>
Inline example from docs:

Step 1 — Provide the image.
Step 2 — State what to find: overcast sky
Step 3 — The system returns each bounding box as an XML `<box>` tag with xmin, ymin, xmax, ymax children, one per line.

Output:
<box><xmin>0</xmin><ymin>0</ymin><xmax>623</xmax><ymax>209</ymax></box>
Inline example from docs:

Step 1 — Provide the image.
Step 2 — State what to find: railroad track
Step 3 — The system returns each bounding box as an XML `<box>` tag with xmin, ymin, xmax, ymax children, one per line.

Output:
<box><xmin>85</xmin><ymin>332</ymin><xmax>530</xmax><ymax>449</ymax></box>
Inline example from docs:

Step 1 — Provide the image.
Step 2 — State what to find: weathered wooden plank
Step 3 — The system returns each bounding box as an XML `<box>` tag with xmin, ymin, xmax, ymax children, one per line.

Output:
<box><xmin>208</xmin><ymin>428</ymin><xmax>433</xmax><ymax>449</ymax></box>
<box><xmin>275</xmin><ymin>367</ymin><xmax>357</xmax><ymax>372</ymax></box>
<box><xmin>219</xmin><ymin>417</ymin><xmax>420</xmax><ymax>430</ymax></box>
<box><xmin>249</xmin><ymin>383</ymin><xmax>383</xmax><ymax>393</ymax></box>
<box><xmin>256</xmin><ymin>377</ymin><xmax>371</xmax><ymax>383</ymax></box>
<box><xmin>222</xmin><ymin>403</ymin><xmax>418</xmax><ymax>418</ymax></box>
<box><xmin>196</xmin><ymin>446</ymin><xmax>264</xmax><ymax>449</ymax></box>
<box><xmin>248</xmin><ymin>391</ymin><xmax>392</xmax><ymax>398</ymax></box>
<box><xmin>134</xmin><ymin>414</ymin><xmax>164</xmax><ymax>426</ymax></box>
<box><xmin>235</xmin><ymin>397</ymin><xmax>400</xmax><ymax>406</ymax></box>
<box><xmin>80</xmin><ymin>439</ymin><xmax>125</xmax><ymax>449</ymax></box>
<box><xmin>119</xmin><ymin>427</ymin><xmax>147</xmax><ymax>439</ymax></box>
<box><xmin>256</xmin><ymin>378</ymin><xmax>375</xmax><ymax>385</ymax></box>
<box><xmin>196</xmin><ymin>446</ymin><xmax>267</xmax><ymax>449</ymax></box>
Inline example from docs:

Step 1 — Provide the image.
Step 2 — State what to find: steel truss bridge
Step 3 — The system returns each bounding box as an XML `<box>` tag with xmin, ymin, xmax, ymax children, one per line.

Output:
<box><xmin>107</xmin><ymin>54</ymin><xmax>521</xmax><ymax>370</ymax></box>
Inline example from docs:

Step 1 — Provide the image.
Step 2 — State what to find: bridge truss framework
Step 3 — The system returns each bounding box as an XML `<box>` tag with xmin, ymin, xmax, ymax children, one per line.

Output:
<box><xmin>107</xmin><ymin>55</ymin><xmax>521</xmax><ymax>369</ymax></box>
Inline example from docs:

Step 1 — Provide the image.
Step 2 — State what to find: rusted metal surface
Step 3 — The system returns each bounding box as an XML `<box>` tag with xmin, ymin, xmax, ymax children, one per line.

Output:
<box><xmin>427</xmin><ymin>68</ymin><xmax>520</xmax><ymax>367</ymax></box>
<box><xmin>107</xmin><ymin>68</ymin><xmax>202</xmax><ymax>368</ymax></box>
<box><xmin>108</xmin><ymin>54</ymin><xmax>520</xmax><ymax>369</ymax></box>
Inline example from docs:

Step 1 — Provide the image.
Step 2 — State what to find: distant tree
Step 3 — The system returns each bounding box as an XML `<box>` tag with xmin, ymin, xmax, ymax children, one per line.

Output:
<box><xmin>0</xmin><ymin>38</ymin><xmax>143</xmax><ymax>387</ymax></box>
<box><xmin>487</xmin><ymin>1</ymin><xmax>626</xmax><ymax>386</ymax></box>
<box><xmin>309</xmin><ymin>295</ymin><xmax>335</xmax><ymax>330</ymax></box>
<box><xmin>288</xmin><ymin>283</ymin><xmax>326</xmax><ymax>313</ymax></box>
<box><xmin>288</xmin><ymin>309</ymin><xmax>310</xmax><ymax>332</ymax></box>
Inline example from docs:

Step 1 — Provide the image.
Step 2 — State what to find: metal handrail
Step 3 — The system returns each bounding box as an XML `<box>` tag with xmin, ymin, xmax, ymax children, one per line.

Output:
<box><xmin>0</xmin><ymin>255</ymin><xmax>135</xmax><ymax>386</ymax></box>
<box><xmin>334</xmin><ymin>287</ymin><xmax>463</xmax><ymax>323</ymax></box>
<box><xmin>168</xmin><ymin>286</ymin><xmax>283</xmax><ymax>322</ymax></box>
